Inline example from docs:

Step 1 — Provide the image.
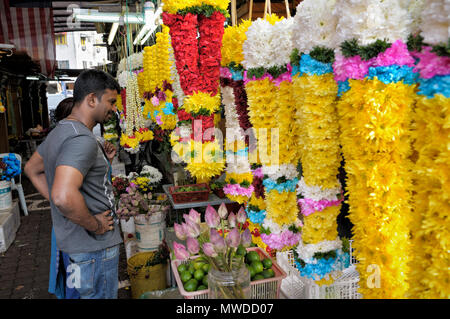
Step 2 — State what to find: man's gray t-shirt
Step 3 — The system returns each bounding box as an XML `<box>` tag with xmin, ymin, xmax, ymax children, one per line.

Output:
<box><xmin>37</xmin><ymin>119</ymin><xmax>122</xmax><ymax>254</ymax></box>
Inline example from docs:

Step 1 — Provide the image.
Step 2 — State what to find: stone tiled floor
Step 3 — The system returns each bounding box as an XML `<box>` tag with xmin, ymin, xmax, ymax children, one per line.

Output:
<box><xmin>0</xmin><ymin>176</ymin><xmax>131</xmax><ymax>299</ymax></box>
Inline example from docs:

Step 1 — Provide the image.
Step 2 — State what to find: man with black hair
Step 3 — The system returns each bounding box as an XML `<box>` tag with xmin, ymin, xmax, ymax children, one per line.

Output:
<box><xmin>25</xmin><ymin>69</ymin><xmax>123</xmax><ymax>299</ymax></box>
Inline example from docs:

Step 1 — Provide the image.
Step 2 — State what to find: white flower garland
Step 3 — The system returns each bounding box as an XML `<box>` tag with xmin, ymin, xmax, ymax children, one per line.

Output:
<box><xmin>242</xmin><ymin>18</ymin><xmax>275</xmax><ymax>70</ymax></box>
<box><xmin>272</xmin><ymin>18</ymin><xmax>294</xmax><ymax>66</ymax></box>
<box><xmin>262</xmin><ymin>164</ymin><xmax>298</xmax><ymax>180</ymax></box>
<box><xmin>169</xmin><ymin>44</ymin><xmax>185</xmax><ymax>106</ymax></box>
<box><xmin>125</xmin><ymin>73</ymin><xmax>144</xmax><ymax>137</ymax></box>
<box><xmin>292</xmin><ymin>0</ymin><xmax>338</xmax><ymax>53</ymax></box>
<box><xmin>333</xmin><ymin>0</ymin><xmax>411</xmax><ymax>49</ymax></box>
<box><xmin>117</xmin><ymin>71</ymin><xmax>128</xmax><ymax>88</ymax></box>
<box><xmin>297</xmin><ymin>177</ymin><xmax>341</xmax><ymax>202</ymax></box>
<box><xmin>118</xmin><ymin>52</ymin><xmax>144</xmax><ymax>73</ymax></box>
<box><xmin>419</xmin><ymin>0</ymin><xmax>449</xmax><ymax>45</ymax></box>
<box><xmin>295</xmin><ymin>237</ymin><xmax>343</xmax><ymax>264</ymax></box>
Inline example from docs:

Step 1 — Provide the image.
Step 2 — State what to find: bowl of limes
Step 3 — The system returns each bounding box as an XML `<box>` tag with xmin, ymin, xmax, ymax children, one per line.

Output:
<box><xmin>244</xmin><ymin>249</ymin><xmax>276</xmax><ymax>281</ymax></box>
<box><xmin>172</xmin><ymin>247</ymin><xmax>287</xmax><ymax>299</ymax></box>
<box><xmin>176</xmin><ymin>257</ymin><xmax>210</xmax><ymax>294</ymax></box>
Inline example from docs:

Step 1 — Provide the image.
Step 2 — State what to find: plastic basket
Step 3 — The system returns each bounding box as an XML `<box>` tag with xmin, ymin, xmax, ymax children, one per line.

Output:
<box><xmin>171</xmin><ymin>247</ymin><xmax>287</xmax><ymax>299</ymax></box>
<box><xmin>169</xmin><ymin>183</ymin><xmax>210</xmax><ymax>204</ymax></box>
<box><xmin>276</xmin><ymin>249</ymin><xmax>361</xmax><ymax>299</ymax></box>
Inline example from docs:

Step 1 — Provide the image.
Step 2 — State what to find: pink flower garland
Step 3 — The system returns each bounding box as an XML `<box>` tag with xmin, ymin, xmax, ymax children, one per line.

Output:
<box><xmin>298</xmin><ymin>197</ymin><xmax>344</xmax><ymax>217</ymax></box>
<box><xmin>260</xmin><ymin>230</ymin><xmax>301</xmax><ymax>250</ymax></box>
<box><xmin>251</xmin><ymin>167</ymin><xmax>264</xmax><ymax>178</ymax></box>
<box><xmin>223</xmin><ymin>183</ymin><xmax>254</xmax><ymax>198</ymax></box>
<box><xmin>220</xmin><ymin>67</ymin><xmax>233</xmax><ymax>79</ymax></box>
<box><xmin>333</xmin><ymin>40</ymin><xmax>416</xmax><ymax>82</ymax></box>
<box><xmin>412</xmin><ymin>46</ymin><xmax>450</xmax><ymax>79</ymax></box>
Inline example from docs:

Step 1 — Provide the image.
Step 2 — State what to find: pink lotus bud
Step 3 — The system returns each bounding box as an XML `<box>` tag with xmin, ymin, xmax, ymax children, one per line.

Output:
<box><xmin>218</xmin><ymin>203</ymin><xmax>228</xmax><ymax>220</ymax></box>
<box><xmin>185</xmin><ymin>219</ymin><xmax>201</xmax><ymax>238</ymax></box>
<box><xmin>227</xmin><ymin>212</ymin><xmax>236</xmax><ymax>228</ymax></box>
<box><xmin>202</xmin><ymin>243</ymin><xmax>218</xmax><ymax>257</ymax></box>
<box><xmin>210</xmin><ymin>229</ymin><xmax>226</xmax><ymax>253</ymax></box>
<box><xmin>205</xmin><ymin>205</ymin><xmax>220</xmax><ymax>228</ymax></box>
<box><xmin>173</xmin><ymin>242</ymin><xmax>189</xmax><ymax>260</ymax></box>
<box><xmin>186</xmin><ymin>237</ymin><xmax>200</xmax><ymax>255</ymax></box>
<box><xmin>174</xmin><ymin>222</ymin><xmax>187</xmax><ymax>240</ymax></box>
<box><xmin>237</xmin><ymin>206</ymin><xmax>247</xmax><ymax>224</ymax></box>
<box><xmin>226</xmin><ymin>228</ymin><xmax>241</xmax><ymax>248</ymax></box>
<box><xmin>184</xmin><ymin>209</ymin><xmax>201</xmax><ymax>225</ymax></box>
<box><xmin>241</xmin><ymin>228</ymin><xmax>252</xmax><ymax>248</ymax></box>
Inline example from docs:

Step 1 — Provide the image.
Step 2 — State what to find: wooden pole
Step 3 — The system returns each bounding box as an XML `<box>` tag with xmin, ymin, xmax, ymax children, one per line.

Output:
<box><xmin>264</xmin><ymin>0</ymin><xmax>267</xmax><ymax>19</ymax></box>
<box><xmin>268</xmin><ymin>0</ymin><xmax>271</xmax><ymax>15</ymax></box>
<box><xmin>249</xmin><ymin>0</ymin><xmax>253</xmax><ymax>21</ymax></box>
<box><xmin>231</xmin><ymin>0</ymin><xmax>236</xmax><ymax>26</ymax></box>
<box><xmin>285</xmin><ymin>0</ymin><xmax>291</xmax><ymax>18</ymax></box>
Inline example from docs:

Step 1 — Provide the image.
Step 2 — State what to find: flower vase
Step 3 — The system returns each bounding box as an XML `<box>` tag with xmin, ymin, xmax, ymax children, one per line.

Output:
<box><xmin>208</xmin><ymin>264</ymin><xmax>251</xmax><ymax>299</ymax></box>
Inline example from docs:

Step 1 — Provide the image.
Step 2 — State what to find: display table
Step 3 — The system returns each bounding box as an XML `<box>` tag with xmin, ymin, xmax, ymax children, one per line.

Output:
<box><xmin>162</xmin><ymin>184</ymin><xmax>233</xmax><ymax>210</ymax></box>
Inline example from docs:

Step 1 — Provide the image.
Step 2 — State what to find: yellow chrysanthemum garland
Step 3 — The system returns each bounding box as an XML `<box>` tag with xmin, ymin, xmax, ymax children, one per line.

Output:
<box><xmin>221</xmin><ymin>20</ymin><xmax>252</xmax><ymax>67</ymax></box>
<box><xmin>242</xmin><ymin>16</ymin><xmax>302</xmax><ymax>253</ymax></box>
<box><xmin>409</xmin><ymin>94</ymin><xmax>450</xmax><ymax>299</ymax></box>
<box><xmin>142</xmin><ymin>26</ymin><xmax>178</xmax><ymax>131</ymax></box>
<box><xmin>337</xmin><ymin>78</ymin><xmax>415</xmax><ymax>298</ymax></box>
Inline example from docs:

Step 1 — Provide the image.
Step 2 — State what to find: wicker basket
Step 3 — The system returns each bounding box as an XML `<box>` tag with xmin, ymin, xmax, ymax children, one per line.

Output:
<box><xmin>169</xmin><ymin>183</ymin><xmax>210</xmax><ymax>204</ymax></box>
<box><xmin>171</xmin><ymin>247</ymin><xmax>287</xmax><ymax>299</ymax></box>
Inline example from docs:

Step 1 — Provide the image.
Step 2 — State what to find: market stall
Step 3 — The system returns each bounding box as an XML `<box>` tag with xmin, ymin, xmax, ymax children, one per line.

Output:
<box><xmin>106</xmin><ymin>0</ymin><xmax>448</xmax><ymax>300</ymax></box>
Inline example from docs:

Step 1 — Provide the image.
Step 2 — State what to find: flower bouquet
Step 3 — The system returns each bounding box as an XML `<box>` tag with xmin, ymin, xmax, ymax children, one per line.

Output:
<box><xmin>116</xmin><ymin>183</ymin><xmax>169</xmax><ymax>221</ymax></box>
<box><xmin>0</xmin><ymin>154</ymin><xmax>21</xmax><ymax>181</ymax></box>
<box><xmin>172</xmin><ymin>203</ymin><xmax>253</xmax><ymax>298</ymax></box>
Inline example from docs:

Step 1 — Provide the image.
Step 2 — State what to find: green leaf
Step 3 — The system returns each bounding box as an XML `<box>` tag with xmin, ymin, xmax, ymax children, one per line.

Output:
<box><xmin>309</xmin><ymin>46</ymin><xmax>335</xmax><ymax>64</ymax></box>
<box><xmin>290</xmin><ymin>48</ymin><xmax>301</xmax><ymax>66</ymax></box>
<box><xmin>247</xmin><ymin>67</ymin><xmax>266</xmax><ymax>79</ymax></box>
<box><xmin>431</xmin><ymin>39</ymin><xmax>450</xmax><ymax>57</ymax></box>
<box><xmin>407</xmin><ymin>33</ymin><xmax>425</xmax><ymax>52</ymax></box>
<box><xmin>358</xmin><ymin>39</ymin><xmax>392</xmax><ymax>61</ymax></box>
<box><xmin>340</xmin><ymin>39</ymin><xmax>360</xmax><ymax>58</ymax></box>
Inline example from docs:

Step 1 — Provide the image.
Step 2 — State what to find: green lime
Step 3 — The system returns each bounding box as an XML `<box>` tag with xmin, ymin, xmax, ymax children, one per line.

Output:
<box><xmin>197</xmin><ymin>285</ymin><xmax>207</xmax><ymax>291</ymax></box>
<box><xmin>180</xmin><ymin>270</ymin><xmax>192</xmax><ymax>283</ymax></box>
<box><xmin>194</xmin><ymin>260</ymin><xmax>206</xmax><ymax>270</ymax></box>
<box><xmin>262</xmin><ymin>269</ymin><xmax>275</xmax><ymax>279</ymax></box>
<box><xmin>248</xmin><ymin>265</ymin><xmax>256</xmax><ymax>278</ymax></box>
<box><xmin>201</xmin><ymin>263</ymin><xmax>210</xmax><ymax>273</ymax></box>
<box><xmin>177</xmin><ymin>264</ymin><xmax>187</xmax><ymax>273</ymax></box>
<box><xmin>262</xmin><ymin>258</ymin><xmax>272</xmax><ymax>269</ymax></box>
<box><xmin>266</xmin><ymin>268</ymin><xmax>275</xmax><ymax>278</ymax></box>
<box><xmin>253</xmin><ymin>274</ymin><xmax>264</xmax><ymax>281</ymax></box>
<box><xmin>236</xmin><ymin>245</ymin><xmax>246</xmax><ymax>256</ymax></box>
<box><xmin>184</xmin><ymin>278</ymin><xmax>198</xmax><ymax>292</ymax></box>
<box><xmin>251</xmin><ymin>260</ymin><xmax>264</xmax><ymax>274</ymax></box>
<box><xmin>246</xmin><ymin>251</ymin><xmax>260</xmax><ymax>264</ymax></box>
<box><xmin>194</xmin><ymin>269</ymin><xmax>205</xmax><ymax>281</ymax></box>
<box><xmin>188</xmin><ymin>264</ymin><xmax>196</xmax><ymax>274</ymax></box>
<box><xmin>202</xmin><ymin>275</ymin><xmax>208</xmax><ymax>286</ymax></box>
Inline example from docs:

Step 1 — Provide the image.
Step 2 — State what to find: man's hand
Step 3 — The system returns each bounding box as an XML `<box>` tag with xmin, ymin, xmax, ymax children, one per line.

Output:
<box><xmin>93</xmin><ymin>210</ymin><xmax>115</xmax><ymax>235</ymax></box>
<box><xmin>103</xmin><ymin>141</ymin><xmax>117</xmax><ymax>163</ymax></box>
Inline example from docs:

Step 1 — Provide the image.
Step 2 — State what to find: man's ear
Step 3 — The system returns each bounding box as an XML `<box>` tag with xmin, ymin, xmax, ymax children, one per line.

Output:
<box><xmin>86</xmin><ymin>92</ymin><xmax>98</xmax><ymax>108</ymax></box>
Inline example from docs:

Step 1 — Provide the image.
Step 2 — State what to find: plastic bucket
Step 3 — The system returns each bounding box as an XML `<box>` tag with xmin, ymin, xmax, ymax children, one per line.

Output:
<box><xmin>134</xmin><ymin>211</ymin><xmax>166</xmax><ymax>252</ymax></box>
<box><xmin>0</xmin><ymin>181</ymin><xmax>12</xmax><ymax>210</ymax></box>
<box><xmin>127</xmin><ymin>251</ymin><xmax>168</xmax><ymax>299</ymax></box>
<box><xmin>120</xmin><ymin>218</ymin><xmax>135</xmax><ymax>235</ymax></box>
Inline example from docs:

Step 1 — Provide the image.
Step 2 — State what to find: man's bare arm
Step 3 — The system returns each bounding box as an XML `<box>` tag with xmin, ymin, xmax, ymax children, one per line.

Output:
<box><xmin>51</xmin><ymin>165</ymin><xmax>113</xmax><ymax>234</ymax></box>
<box><xmin>24</xmin><ymin>151</ymin><xmax>49</xmax><ymax>201</ymax></box>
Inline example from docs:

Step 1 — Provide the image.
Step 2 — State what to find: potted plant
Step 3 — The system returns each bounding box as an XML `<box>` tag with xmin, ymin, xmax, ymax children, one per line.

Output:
<box><xmin>172</xmin><ymin>203</ymin><xmax>253</xmax><ymax>298</ymax></box>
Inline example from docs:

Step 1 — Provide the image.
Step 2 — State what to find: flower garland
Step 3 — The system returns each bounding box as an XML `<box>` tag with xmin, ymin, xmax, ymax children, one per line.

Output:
<box><xmin>408</xmin><ymin>3</ymin><xmax>450</xmax><ymax>299</ymax></box>
<box><xmin>142</xmin><ymin>26</ymin><xmax>178</xmax><ymax>132</ymax></box>
<box><xmin>163</xmin><ymin>1</ymin><xmax>228</xmax><ymax>182</ymax></box>
<box><xmin>333</xmin><ymin>0</ymin><xmax>416</xmax><ymax>298</ymax></box>
<box><xmin>220</xmin><ymin>24</ymin><xmax>254</xmax><ymax>204</ymax></box>
<box><xmin>242</xmin><ymin>15</ymin><xmax>302</xmax><ymax>252</ymax></box>
<box><xmin>290</xmin><ymin>0</ymin><xmax>347</xmax><ymax>286</ymax></box>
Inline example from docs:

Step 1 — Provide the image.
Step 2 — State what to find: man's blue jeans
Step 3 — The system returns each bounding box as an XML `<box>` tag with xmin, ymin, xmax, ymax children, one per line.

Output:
<box><xmin>66</xmin><ymin>245</ymin><xmax>120</xmax><ymax>299</ymax></box>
